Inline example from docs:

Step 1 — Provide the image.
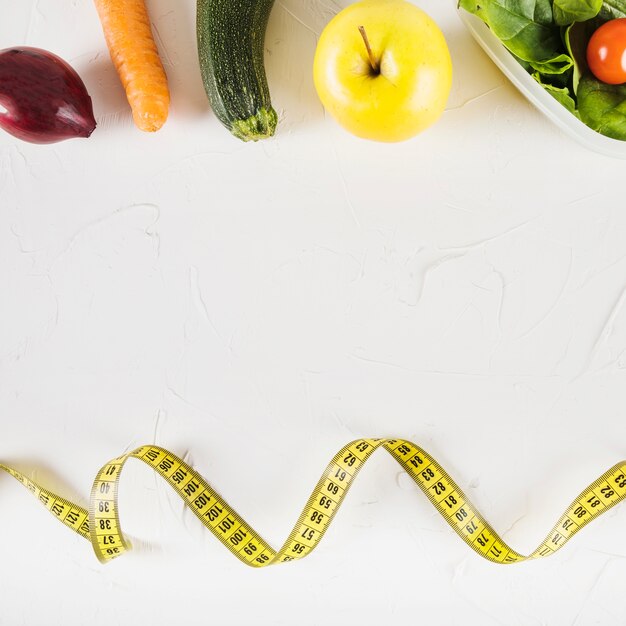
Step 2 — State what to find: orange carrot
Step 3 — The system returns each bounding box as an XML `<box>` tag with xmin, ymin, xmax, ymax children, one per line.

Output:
<box><xmin>93</xmin><ymin>0</ymin><xmax>169</xmax><ymax>132</ymax></box>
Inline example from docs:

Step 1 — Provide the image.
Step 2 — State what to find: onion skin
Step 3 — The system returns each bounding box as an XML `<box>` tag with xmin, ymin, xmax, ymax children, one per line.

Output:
<box><xmin>0</xmin><ymin>47</ymin><xmax>96</xmax><ymax>144</ymax></box>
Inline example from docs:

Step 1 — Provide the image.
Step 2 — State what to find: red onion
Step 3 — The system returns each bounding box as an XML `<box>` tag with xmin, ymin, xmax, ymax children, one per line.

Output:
<box><xmin>0</xmin><ymin>47</ymin><xmax>96</xmax><ymax>144</ymax></box>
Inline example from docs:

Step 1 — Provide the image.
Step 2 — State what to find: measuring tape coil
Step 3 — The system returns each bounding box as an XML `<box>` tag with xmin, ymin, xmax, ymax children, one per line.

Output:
<box><xmin>2</xmin><ymin>439</ymin><xmax>626</xmax><ymax>566</ymax></box>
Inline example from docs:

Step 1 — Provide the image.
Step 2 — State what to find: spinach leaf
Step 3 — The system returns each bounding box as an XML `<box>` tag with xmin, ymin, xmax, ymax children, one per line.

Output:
<box><xmin>532</xmin><ymin>71</ymin><xmax>579</xmax><ymax>113</ymax></box>
<box><xmin>563</xmin><ymin>22</ymin><xmax>584</xmax><ymax>91</ymax></box>
<box><xmin>598</xmin><ymin>0</ymin><xmax>626</xmax><ymax>19</ymax></box>
<box><xmin>459</xmin><ymin>0</ymin><xmax>569</xmax><ymax>68</ymax></box>
<box><xmin>577</xmin><ymin>74</ymin><xmax>626</xmax><ymax>139</ymax></box>
<box><xmin>529</xmin><ymin>53</ymin><xmax>574</xmax><ymax>74</ymax></box>
<box><xmin>553</xmin><ymin>0</ymin><xmax>602</xmax><ymax>25</ymax></box>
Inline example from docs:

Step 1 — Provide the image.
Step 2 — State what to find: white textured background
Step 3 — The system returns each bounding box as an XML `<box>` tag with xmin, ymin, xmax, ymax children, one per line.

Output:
<box><xmin>2</xmin><ymin>0</ymin><xmax>626</xmax><ymax>624</ymax></box>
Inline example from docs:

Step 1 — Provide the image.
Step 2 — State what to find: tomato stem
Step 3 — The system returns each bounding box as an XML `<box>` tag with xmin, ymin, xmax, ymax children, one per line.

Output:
<box><xmin>358</xmin><ymin>26</ymin><xmax>380</xmax><ymax>75</ymax></box>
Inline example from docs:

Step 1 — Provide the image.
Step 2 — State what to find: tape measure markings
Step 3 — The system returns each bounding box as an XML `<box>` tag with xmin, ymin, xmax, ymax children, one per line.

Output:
<box><xmin>135</xmin><ymin>446</ymin><xmax>275</xmax><ymax>566</ymax></box>
<box><xmin>0</xmin><ymin>463</ymin><xmax>90</xmax><ymax>539</ymax></box>
<box><xmin>3</xmin><ymin>440</ymin><xmax>626</xmax><ymax>567</ymax></box>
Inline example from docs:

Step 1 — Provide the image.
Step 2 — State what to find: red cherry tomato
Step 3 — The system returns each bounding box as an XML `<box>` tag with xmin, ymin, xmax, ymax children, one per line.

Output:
<box><xmin>586</xmin><ymin>18</ymin><xmax>626</xmax><ymax>85</ymax></box>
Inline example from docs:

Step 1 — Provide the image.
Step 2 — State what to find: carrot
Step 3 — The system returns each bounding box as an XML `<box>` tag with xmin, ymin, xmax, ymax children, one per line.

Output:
<box><xmin>93</xmin><ymin>0</ymin><xmax>169</xmax><ymax>132</ymax></box>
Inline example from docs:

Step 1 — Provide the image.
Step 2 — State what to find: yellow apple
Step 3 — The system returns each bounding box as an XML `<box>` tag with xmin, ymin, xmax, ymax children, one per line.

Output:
<box><xmin>313</xmin><ymin>0</ymin><xmax>452</xmax><ymax>142</ymax></box>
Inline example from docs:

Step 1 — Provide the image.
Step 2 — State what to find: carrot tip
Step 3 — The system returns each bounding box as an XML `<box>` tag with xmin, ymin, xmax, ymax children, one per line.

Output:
<box><xmin>133</xmin><ymin>105</ymin><xmax>169</xmax><ymax>133</ymax></box>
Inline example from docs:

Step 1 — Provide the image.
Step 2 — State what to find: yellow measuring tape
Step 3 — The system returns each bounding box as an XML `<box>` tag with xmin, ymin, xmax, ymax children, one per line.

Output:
<box><xmin>2</xmin><ymin>438</ymin><xmax>626</xmax><ymax>565</ymax></box>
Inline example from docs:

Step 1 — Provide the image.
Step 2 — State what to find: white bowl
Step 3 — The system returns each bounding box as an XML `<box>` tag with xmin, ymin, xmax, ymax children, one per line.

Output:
<box><xmin>455</xmin><ymin>7</ymin><xmax>626</xmax><ymax>159</ymax></box>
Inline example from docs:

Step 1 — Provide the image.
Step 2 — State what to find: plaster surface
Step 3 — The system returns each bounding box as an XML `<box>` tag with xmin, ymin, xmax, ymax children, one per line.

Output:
<box><xmin>2</xmin><ymin>1</ymin><xmax>626</xmax><ymax>624</ymax></box>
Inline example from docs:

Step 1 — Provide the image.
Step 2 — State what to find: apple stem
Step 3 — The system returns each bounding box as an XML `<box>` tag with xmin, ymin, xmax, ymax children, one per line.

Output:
<box><xmin>358</xmin><ymin>25</ymin><xmax>380</xmax><ymax>75</ymax></box>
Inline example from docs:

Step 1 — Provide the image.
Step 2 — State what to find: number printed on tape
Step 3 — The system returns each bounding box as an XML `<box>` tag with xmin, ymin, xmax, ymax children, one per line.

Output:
<box><xmin>2</xmin><ymin>441</ymin><xmax>626</xmax><ymax>567</ymax></box>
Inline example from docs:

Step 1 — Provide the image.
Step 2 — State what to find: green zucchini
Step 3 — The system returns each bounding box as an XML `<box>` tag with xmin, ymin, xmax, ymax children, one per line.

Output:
<box><xmin>197</xmin><ymin>0</ymin><xmax>278</xmax><ymax>142</ymax></box>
